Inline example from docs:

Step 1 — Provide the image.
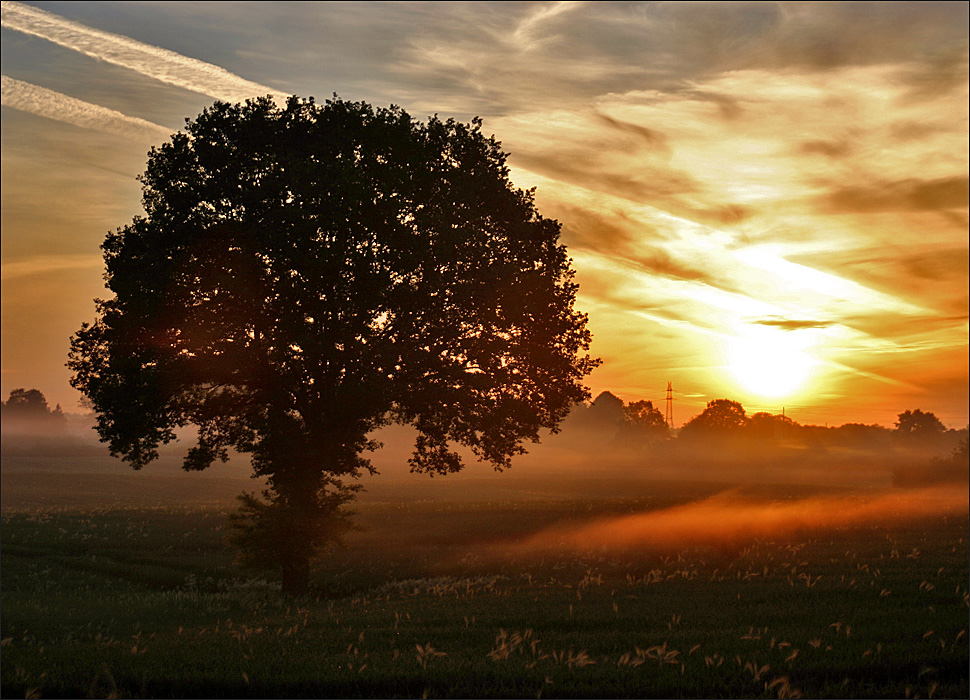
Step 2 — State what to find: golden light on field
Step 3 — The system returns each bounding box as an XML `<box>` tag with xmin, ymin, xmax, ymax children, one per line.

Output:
<box><xmin>505</xmin><ymin>486</ymin><xmax>970</xmax><ymax>555</ymax></box>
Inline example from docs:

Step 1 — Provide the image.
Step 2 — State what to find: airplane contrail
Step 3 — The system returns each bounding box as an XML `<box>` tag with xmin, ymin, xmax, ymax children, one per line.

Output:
<box><xmin>1</xmin><ymin>1</ymin><xmax>288</xmax><ymax>104</ymax></box>
<box><xmin>2</xmin><ymin>74</ymin><xmax>172</xmax><ymax>139</ymax></box>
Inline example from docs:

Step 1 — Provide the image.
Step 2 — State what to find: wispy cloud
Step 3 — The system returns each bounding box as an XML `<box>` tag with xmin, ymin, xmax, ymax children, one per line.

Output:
<box><xmin>752</xmin><ymin>317</ymin><xmax>833</xmax><ymax>331</ymax></box>
<box><xmin>0</xmin><ymin>1</ymin><xmax>965</xmax><ymax>422</ymax></box>
<box><xmin>511</xmin><ymin>1</ymin><xmax>581</xmax><ymax>48</ymax></box>
<box><xmin>1</xmin><ymin>0</ymin><xmax>287</xmax><ymax>103</ymax></box>
<box><xmin>1</xmin><ymin>253</ymin><xmax>104</xmax><ymax>281</ymax></box>
<box><xmin>730</xmin><ymin>246</ymin><xmax>927</xmax><ymax>316</ymax></box>
<box><xmin>1</xmin><ymin>75</ymin><xmax>171</xmax><ymax>139</ymax></box>
<box><xmin>823</xmin><ymin>176</ymin><xmax>969</xmax><ymax>213</ymax></box>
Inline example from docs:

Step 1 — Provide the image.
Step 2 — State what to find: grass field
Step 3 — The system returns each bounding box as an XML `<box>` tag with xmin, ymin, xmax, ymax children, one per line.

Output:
<box><xmin>1</xmin><ymin>472</ymin><xmax>967</xmax><ymax>699</ymax></box>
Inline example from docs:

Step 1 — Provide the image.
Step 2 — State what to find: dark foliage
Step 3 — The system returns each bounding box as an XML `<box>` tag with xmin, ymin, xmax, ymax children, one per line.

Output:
<box><xmin>678</xmin><ymin>398</ymin><xmax>747</xmax><ymax>443</ymax></box>
<box><xmin>894</xmin><ymin>409</ymin><xmax>946</xmax><ymax>444</ymax></box>
<box><xmin>744</xmin><ymin>411</ymin><xmax>795</xmax><ymax>442</ymax></box>
<box><xmin>619</xmin><ymin>399</ymin><xmax>668</xmax><ymax>445</ymax></box>
<box><xmin>68</xmin><ymin>95</ymin><xmax>597</xmax><ymax>594</ymax></box>
<box><xmin>582</xmin><ymin>391</ymin><xmax>626</xmax><ymax>429</ymax></box>
<box><xmin>227</xmin><ymin>483</ymin><xmax>360</xmax><ymax>589</ymax></box>
<box><xmin>1</xmin><ymin>388</ymin><xmax>65</xmax><ymax>434</ymax></box>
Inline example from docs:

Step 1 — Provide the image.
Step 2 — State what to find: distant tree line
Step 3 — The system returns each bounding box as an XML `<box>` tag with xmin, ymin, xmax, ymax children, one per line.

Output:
<box><xmin>571</xmin><ymin>391</ymin><xmax>960</xmax><ymax>446</ymax></box>
<box><xmin>5</xmin><ymin>387</ymin><xmax>966</xmax><ymax>486</ymax></box>
<box><xmin>1</xmin><ymin>388</ymin><xmax>66</xmax><ymax>434</ymax></box>
<box><xmin>562</xmin><ymin>391</ymin><xmax>967</xmax><ymax>485</ymax></box>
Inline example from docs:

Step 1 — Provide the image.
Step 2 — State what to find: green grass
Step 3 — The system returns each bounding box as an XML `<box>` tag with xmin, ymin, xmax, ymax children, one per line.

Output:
<box><xmin>2</xmin><ymin>497</ymin><xmax>967</xmax><ymax>698</ymax></box>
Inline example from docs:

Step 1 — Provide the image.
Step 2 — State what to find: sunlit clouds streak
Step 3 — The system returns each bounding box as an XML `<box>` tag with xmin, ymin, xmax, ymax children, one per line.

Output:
<box><xmin>730</xmin><ymin>246</ymin><xmax>927</xmax><ymax>315</ymax></box>
<box><xmin>1</xmin><ymin>254</ymin><xmax>105</xmax><ymax>282</ymax></box>
<box><xmin>555</xmin><ymin>203</ymin><xmax>932</xmax><ymax>401</ymax></box>
<box><xmin>511</xmin><ymin>1</ymin><xmax>581</xmax><ymax>49</ymax></box>
<box><xmin>492</xmin><ymin>57</ymin><xmax>967</xmax><ymax>409</ymax></box>
<box><xmin>1</xmin><ymin>1</ymin><xmax>288</xmax><ymax>104</ymax></box>
<box><xmin>1</xmin><ymin>75</ymin><xmax>171</xmax><ymax>139</ymax></box>
<box><xmin>0</xmin><ymin>1</ymin><xmax>966</xmax><ymax>421</ymax></box>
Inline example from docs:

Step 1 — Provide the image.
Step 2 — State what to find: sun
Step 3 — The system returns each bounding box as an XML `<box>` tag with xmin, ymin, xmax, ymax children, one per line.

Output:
<box><xmin>726</xmin><ymin>326</ymin><xmax>818</xmax><ymax>399</ymax></box>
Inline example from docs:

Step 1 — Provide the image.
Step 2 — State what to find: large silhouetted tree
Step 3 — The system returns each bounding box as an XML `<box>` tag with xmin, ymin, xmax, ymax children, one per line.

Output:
<box><xmin>68</xmin><ymin>96</ymin><xmax>597</xmax><ymax>595</ymax></box>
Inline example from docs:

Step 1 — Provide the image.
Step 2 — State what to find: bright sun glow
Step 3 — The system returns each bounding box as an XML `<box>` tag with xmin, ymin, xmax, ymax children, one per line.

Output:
<box><xmin>727</xmin><ymin>326</ymin><xmax>818</xmax><ymax>399</ymax></box>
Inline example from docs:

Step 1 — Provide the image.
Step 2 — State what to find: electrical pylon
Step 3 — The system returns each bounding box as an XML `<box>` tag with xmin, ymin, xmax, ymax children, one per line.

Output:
<box><xmin>665</xmin><ymin>381</ymin><xmax>674</xmax><ymax>428</ymax></box>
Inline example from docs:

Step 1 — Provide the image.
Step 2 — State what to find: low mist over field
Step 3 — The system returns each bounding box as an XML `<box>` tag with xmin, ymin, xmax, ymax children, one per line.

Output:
<box><xmin>3</xmin><ymin>387</ymin><xmax>966</xmax><ymax>512</ymax></box>
<box><xmin>505</xmin><ymin>486</ymin><xmax>968</xmax><ymax>556</ymax></box>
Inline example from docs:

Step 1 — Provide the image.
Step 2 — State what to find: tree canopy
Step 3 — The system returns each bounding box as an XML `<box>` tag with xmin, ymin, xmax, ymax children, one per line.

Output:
<box><xmin>1</xmin><ymin>388</ymin><xmax>65</xmax><ymax>433</ymax></box>
<box><xmin>619</xmin><ymin>399</ymin><xmax>668</xmax><ymax>445</ymax></box>
<box><xmin>2</xmin><ymin>388</ymin><xmax>57</xmax><ymax>418</ymax></box>
<box><xmin>893</xmin><ymin>409</ymin><xmax>948</xmax><ymax>453</ymax></box>
<box><xmin>679</xmin><ymin>399</ymin><xmax>747</xmax><ymax>440</ymax></box>
<box><xmin>68</xmin><ymin>96</ymin><xmax>597</xmax><ymax>594</ymax></box>
<box><xmin>895</xmin><ymin>409</ymin><xmax>946</xmax><ymax>439</ymax></box>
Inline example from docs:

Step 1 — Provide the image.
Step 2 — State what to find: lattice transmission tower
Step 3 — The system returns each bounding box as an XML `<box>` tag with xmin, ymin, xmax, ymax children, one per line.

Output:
<box><xmin>665</xmin><ymin>381</ymin><xmax>674</xmax><ymax>428</ymax></box>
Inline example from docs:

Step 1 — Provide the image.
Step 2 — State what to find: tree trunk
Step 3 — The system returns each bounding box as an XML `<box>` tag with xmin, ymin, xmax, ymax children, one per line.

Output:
<box><xmin>281</xmin><ymin>555</ymin><xmax>310</xmax><ymax>597</ymax></box>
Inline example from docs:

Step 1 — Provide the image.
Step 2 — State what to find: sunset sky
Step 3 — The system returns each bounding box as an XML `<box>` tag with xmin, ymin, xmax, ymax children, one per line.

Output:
<box><xmin>2</xmin><ymin>1</ymin><xmax>967</xmax><ymax>428</ymax></box>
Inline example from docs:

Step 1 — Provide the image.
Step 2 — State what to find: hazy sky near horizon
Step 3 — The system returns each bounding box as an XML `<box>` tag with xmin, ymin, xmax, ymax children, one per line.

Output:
<box><xmin>2</xmin><ymin>1</ymin><xmax>967</xmax><ymax>427</ymax></box>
